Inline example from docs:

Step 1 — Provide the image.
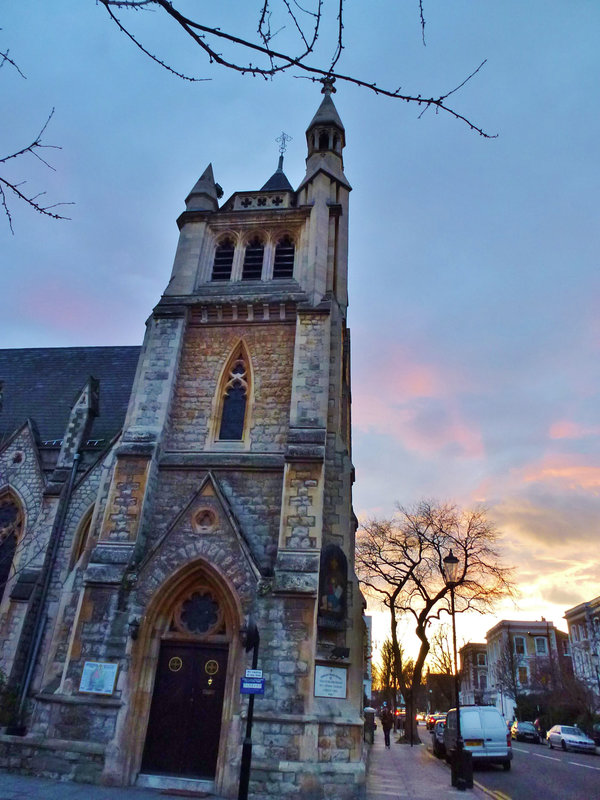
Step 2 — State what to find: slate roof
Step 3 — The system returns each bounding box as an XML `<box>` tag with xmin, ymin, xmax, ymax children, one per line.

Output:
<box><xmin>0</xmin><ymin>346</ymin><xmax>141</xmax><ymax>444</ymax></box>
<box><xmin>261</xmin><ymin>167</ymin><xmax>294</xmax><ymax>192</ymax></box>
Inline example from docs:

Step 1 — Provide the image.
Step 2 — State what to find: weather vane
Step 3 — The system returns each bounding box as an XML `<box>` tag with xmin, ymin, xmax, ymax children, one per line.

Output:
<box><xmin>276</xmin><ymin>131</ymin><xmax>292</xmax><ymax>156</ymax></box>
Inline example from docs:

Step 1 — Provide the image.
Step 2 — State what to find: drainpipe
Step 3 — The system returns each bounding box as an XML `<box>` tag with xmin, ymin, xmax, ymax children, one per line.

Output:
<box><xmin>12</xmin><ymin>452</ymin><xmax>81</xmax><ymax>731</ymax></box>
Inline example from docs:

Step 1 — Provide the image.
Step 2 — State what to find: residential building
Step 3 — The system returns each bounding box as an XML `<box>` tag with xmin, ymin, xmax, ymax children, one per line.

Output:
<box><xmin>459</xmin><ymin>642</ymin><xmax>488</xmax><ymax>705</ymax></box>
<box><xmin>0</xmin><ymin>84</ymin><xmax>365</xmax><ymax>799</ymax></box>
<box><xmin>564</xmin><ymin>595</ymin><xmax>600</xmax><ymax>710</ymax></box>
<box><xmin>486</xmin><ymin>619</ymin><xmax>569</xmax><ymax>720</ymax></box>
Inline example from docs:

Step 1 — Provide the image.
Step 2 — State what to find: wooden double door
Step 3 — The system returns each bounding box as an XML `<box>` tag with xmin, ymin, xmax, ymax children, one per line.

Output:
<box><xmin>142</xmin><ymin>640</ymin><xmax>229</xmax><ymax>778</ymax></box>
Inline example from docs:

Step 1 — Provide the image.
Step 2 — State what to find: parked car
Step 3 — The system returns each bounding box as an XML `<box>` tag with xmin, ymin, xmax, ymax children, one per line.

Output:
<box><xmin>591</xmin><ymin>723</ymin><xmax>600</xmax><ymax>747</ymax></box>
<box><xmin>427</xmin><ymin>712</ymin><xmax>446</xmax><ymax>731</ymax></box>
<box><xmin>431</xmin><ymin>719</ymin><xmax>446</xmax><ymax>758</ymax></box>
<box><xmin>444</xmin><ymin>705</ymin><xmax>512</xmax><ymax>771</ymax></box>
<box><xmin>511</xmin><ymin>720</ymin><xmax>540</xmax><ymax>743</ymax></box>
<box><xmin>546</xmin><ymin>725</ymin><xmax>596</xmax><ymax>753</ymax></box>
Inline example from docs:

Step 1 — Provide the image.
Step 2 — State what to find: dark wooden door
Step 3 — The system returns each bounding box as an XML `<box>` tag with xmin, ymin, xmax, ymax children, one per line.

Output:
<box><xmin>141</xmin><ymin>641</ymin><xmax>229</xmax><ymax>778</ymax></box>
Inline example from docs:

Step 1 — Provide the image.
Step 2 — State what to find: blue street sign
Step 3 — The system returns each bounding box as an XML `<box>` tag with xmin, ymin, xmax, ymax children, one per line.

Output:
<box><xmin>240</xmin><ymin>677</ymin><xmax>265</xmax><ymax>695</ymax></box>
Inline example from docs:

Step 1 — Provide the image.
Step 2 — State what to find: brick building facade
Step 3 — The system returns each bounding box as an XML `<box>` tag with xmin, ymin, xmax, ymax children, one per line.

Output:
<box><xmin>0</xmin><ymin>85</ymin><xmax>365</xmax><ymax>798</ymax></box>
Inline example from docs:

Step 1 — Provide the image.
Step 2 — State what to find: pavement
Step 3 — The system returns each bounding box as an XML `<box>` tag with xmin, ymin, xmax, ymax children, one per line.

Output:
<box><xmin>0</xmin><ymin>772</ymin><xmax>226</xmax><ymax>800</ymax></box>
<box><xmin>366</xmin><ymin>729</ymin><xmax>490</xmax><ymax>799</ymax></box>
<box><xmin>0</xmin><ymin>730</ymin><xmax>494</xmax><ymax>800</ymax></box>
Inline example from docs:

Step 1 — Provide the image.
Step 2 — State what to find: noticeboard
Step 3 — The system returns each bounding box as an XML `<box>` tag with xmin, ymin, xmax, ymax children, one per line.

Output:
<box><xmin>314</xmin><ymin>665</ymin><xmax>347</xmax><ymax>699</ymax></box>
<box><xmin>79</xmin><ymin>661</ymin><xmax>119</xmax><ymax>695</ymax></box>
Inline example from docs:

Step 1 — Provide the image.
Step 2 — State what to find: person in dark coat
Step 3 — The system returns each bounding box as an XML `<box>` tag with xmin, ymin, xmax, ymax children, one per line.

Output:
<box><xmin>380</xmin><ymin>702</ymin><xmax>394</xmax><ymax>748</ymax></box>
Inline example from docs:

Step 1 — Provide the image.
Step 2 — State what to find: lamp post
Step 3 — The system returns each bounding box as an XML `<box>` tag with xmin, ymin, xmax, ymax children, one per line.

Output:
<box><xmin>443</xmin><ymin>549</ymin><xmax>471</xmax><ymax>791</ymax></box>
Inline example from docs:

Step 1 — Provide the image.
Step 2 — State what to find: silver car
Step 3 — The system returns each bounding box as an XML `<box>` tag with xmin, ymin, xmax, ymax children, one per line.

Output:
<box><xmin>546</xmin><ymin>725</ymin><xmax>596</xmax><ymax>753</ymax></box>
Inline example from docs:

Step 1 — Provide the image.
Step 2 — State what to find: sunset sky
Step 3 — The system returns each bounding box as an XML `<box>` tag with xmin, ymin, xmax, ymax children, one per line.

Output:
<box><xmin>2</xmin><ymin>2</ymin><xmax>599</xmax><ymax>656</ymax></box>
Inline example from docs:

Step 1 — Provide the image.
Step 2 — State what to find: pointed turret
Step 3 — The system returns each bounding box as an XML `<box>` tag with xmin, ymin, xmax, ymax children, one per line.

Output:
<box><xmin>261</xmin><ymin>154</ymin><xmax>293</xmax><ymax>192</ymax></box>
<box><xmin>300</xmin><ymin>78</ymin><xmax>349</xmax><ymax>191</ymax></box>
<box><xmin>185</xmin><ymin>163</ymin><xmax>219</xmax><ymax>211</ymax></box>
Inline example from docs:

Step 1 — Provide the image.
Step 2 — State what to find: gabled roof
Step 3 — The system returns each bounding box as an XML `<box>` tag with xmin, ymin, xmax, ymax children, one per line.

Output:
<box><xmin>0</xmin><ymin>346</ymin><xmax>141</xmax><ymax>444</ymax></box>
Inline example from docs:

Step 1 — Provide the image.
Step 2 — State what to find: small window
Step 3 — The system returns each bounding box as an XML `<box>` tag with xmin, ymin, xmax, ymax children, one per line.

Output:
<box><xmin>212</xmin><ymin>237</ymin><xmax>235</xmax><ymax>281</ymax></box>
<box><xmin>535</xmin><ymin>637</ymin><xmax>547</xmax><ymax>655</ymax></box>
<box><xmin>514</xmin><ymin>636</ymin><xmax>525</xmax><ymax>656</ymax></box>
<box><xmin>318</xmin><ymin>131</ymin><xmax>329</xmax><ymax>149</ymax></box>
<box><xmin>477</xmin><ymin>653</ymin><xmax>487</xmax><ymax>666</ymax></box>
<box><xmin>242</xmin><ymin>237</ymin><xmax>264</xmax><ymax>280</ymax></box>
<box><xmin>219</xmin><ymin>352</ymin><xmax>248</xmax><ymax>440</ymax></box>
<box><xmin>273</xmin><ymin>235</ymin><xmax>295</xmax><ymax>279</ymax></box>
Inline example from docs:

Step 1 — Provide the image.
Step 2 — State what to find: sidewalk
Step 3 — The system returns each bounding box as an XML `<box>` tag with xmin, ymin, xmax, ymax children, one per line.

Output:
<box><xmin>0</xmin><ymin>772</ymin><xmax>227</xmax><ymax>800</ymax></box>
<box><xmin>366</xmin><ymin>731</ymin><xmax>488</xmax><ymax>799</ymax></box>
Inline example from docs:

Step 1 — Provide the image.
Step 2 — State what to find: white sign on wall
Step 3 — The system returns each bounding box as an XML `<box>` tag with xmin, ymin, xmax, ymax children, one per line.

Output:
<box><xmin>314</xmin><ymin>665</ymin><xmax>347</xmax><ymax>699</ymax></box>
<box><xmin>79</xmin><ymin>661</ymin><xmax>119</xmax><ymax>695</ymax></box>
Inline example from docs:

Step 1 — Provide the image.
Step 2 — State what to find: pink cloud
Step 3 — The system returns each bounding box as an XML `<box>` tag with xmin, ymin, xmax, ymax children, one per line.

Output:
<box><xmin>353</xmin><ymin>349</ymin><xmax>484</xmax><ymax>458</ymax></box>
<box><xmin>549</xmin><ymin>419</ymin><xmax>600</xmax><ymax>440</ymax></box>
<box><xmin>521</xmin><ymin>455</ymin><xmax>600</xmax><ymax>490</ymax></box>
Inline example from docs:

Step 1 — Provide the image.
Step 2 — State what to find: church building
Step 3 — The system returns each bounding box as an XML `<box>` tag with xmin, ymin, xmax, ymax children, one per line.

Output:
<box><xmin>0</xmin><ymin>84</ymin><xmax>366</xmax><ymax>799</ymax></box>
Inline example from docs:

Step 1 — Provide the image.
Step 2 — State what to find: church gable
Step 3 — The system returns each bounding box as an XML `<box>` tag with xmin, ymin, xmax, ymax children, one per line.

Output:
<box><xmin>136</xmin><ymin>473</ymin><xmax>260</xmax><ymax>608</ymax></box>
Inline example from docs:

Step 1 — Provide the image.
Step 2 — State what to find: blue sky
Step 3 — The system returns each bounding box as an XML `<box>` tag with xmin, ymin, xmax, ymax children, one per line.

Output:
<box><xmin>2</xmin><ymin>1</ymin><xmax>600</xmax><ymax>652</ymax></box>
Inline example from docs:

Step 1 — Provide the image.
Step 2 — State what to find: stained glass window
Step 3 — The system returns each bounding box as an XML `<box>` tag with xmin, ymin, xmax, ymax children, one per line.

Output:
<box><xmin>0</xmin><ymin>499</ymin><xmax>21</xmax><ymax>600</ymax></box>
<box><xmin>179</xmin><ymin>593</ymin><xmax>220</xmax><ymax>634</ymax></box>
<box><xmin>219</xmin><ymin>354</ymin><xmax>248</xmax><ymax>440</ymax></box>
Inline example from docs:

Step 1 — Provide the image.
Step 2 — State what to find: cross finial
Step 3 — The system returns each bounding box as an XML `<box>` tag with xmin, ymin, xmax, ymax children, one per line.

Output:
<box><xmin>276</xmin><ymin>131</ymin><xmax>292</xmax><ymax>155</ymax></box>
<box><xmin>320</xmin><ymin>76</ymin><xmax>336</xmax><ymax>95</ymax></box>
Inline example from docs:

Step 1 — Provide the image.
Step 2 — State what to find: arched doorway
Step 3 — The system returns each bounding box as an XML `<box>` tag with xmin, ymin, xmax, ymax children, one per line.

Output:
<box><xmin>142</xmin><ymin>589</ymin><xmax>229</xmax><ymax>778</ymax></box>
<box><xmin>128</xmin><ymin>560</ymin><xmax>243</xmax><ymax>789</ymax></box>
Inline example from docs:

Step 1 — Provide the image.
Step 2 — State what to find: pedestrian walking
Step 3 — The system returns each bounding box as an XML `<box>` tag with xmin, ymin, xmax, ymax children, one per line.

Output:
<box><xmin>380</xmin><ymin>702</ymin><xmax>394</xmax><ymax>749</ymax></box>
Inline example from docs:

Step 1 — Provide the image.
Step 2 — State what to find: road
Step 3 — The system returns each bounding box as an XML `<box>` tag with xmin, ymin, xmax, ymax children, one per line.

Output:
<box><xmin>466</xmin><ymin>739</ymin><xmax>600</xmax><ymax>800</ymax></box>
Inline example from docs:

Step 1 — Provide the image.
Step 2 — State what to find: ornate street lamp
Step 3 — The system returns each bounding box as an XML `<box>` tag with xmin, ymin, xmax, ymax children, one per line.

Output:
<box><xmin>443</xmin><ymin>549</ymin><xmax>472</xmax><ymax>790</ymax></box>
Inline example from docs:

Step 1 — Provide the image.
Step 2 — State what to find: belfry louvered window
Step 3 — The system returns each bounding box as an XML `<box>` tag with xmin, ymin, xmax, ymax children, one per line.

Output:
<box><xmin>241</xmin><ymin>237</ymin><xmax>264</xmax><ymax>280</ymax></box>
<box><xmin>273</xmin><ymin>235</ymin><xmax>295</xmax><ymax>279</ymax></box>
<box><xmin>219</xmin><ymin>352</ymin><xmax>249</xmax><ymax>440</ymax></box>
<box><xmin>212</xmin><ymin>237</ymin><xmax>235</xmax><ymax>280</ymax></box>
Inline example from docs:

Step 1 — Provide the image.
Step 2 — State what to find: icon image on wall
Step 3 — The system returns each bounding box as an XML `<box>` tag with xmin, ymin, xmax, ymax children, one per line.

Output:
<box><xmin>79</xmin><ymin>661</ymin><xmax>119</xmax><ymax>695</ymax></box>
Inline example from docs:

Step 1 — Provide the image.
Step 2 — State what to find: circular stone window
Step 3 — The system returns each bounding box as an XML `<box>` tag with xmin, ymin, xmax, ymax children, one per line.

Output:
<box><xmin>174</xmin><ymin>591</ymin><xmax>222</xmax><ymax>636</ymax></box>
<box><xmin>193</xmin><ymin>508</ymin><xmax>217</xmax><ymax>533</ymax></box>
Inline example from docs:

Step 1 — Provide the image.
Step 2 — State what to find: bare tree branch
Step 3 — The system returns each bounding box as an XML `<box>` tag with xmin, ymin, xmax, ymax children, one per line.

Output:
<box><xmin>0</xmin><ymin>110</ymin><xmax>73</xmax><ymax>233</ymax></box>
<box><xmin>100</xmin><ymin>0</ymin><xmax>495</xmax><ymax>137</ymax></box>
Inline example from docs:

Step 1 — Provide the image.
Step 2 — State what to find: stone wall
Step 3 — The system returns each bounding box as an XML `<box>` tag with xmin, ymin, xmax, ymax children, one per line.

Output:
<box><xmin>166</xmin><ymin>321</ymin><xmax>295</xmax><ymax>452</ymax></box>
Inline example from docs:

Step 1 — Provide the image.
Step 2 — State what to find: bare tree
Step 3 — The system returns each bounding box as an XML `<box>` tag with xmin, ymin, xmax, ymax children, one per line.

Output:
<box><xmin>356</xmin><ymin>501</ymin><xmax>514</xmax><ymax>740</ymax></box>
<box><xmin>426</xmin><ymin>623</ymin><xmax>455</xmax><ymax>676</ymax></box>
<box><xmin>99</xmin><ymin>0</ymin><xmax>494</xmax><ymax>137</ymax></box>
<box><xmin>0</xmin><ymin>47</ymin><xmax>71</xmax><ymax>232</ymax></box>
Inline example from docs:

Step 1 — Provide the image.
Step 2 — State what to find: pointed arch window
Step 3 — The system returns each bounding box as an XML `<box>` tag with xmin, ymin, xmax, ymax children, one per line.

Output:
<box><xmin>242</xmin><ymin>236</ymin><xmax>264</xmax><ymax>281</ymax></box>
<box><xmin>0</xmin><ymin>495</ymin><xmax>23</xmax><ymax>604</ymax></box>
<box><xmin>212</xmin><ymin>237</ymin><xmax>235</xmax><ymax>281</ymax></box>
<box><xmin>273</xmin><ymin>235</ymin><xmax>295</xmax><ymax>279</ymax></box>
<box><xmin>218</xmin><ymin>350</ymin><xmax>249</xmax><ymax>440</ymax></box>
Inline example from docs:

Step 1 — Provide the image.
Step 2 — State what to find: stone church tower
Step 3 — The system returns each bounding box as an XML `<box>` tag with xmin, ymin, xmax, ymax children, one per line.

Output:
<box><xmin>0</xmin><ymin>85</ymin><xmax>365</xmax><ymax>799</ymax></box>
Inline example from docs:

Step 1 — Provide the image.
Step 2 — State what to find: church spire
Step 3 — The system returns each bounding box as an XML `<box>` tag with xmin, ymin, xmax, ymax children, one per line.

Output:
<box><xmin>260</xmin><ymin>131</ymin><xmax>294</xmax><ymax>191</ymax></box>
<box><xmin>185</xmin><ymin>163</ymin><xmax>220</xmax><ymax>211</ymax></box>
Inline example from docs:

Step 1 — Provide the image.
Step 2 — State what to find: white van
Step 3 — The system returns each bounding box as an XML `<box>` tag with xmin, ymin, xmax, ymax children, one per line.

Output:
<box><xmin>444</xmin><ymin>705</ymin><xmax>512</xmax><ymax>771</ymax></box>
